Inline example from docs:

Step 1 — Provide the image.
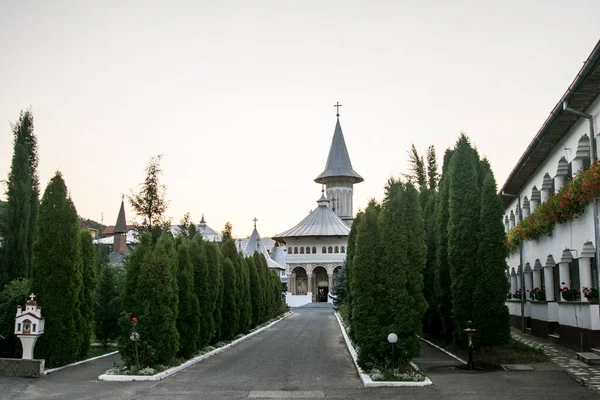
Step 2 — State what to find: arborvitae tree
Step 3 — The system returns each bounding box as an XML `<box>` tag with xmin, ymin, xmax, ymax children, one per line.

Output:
<box><xmin>221</xmin><ymin>222</ymin><xmax>233</xmax><ymax>241</ymax></box>
<box><xmin>220</xmin><ymin>258</ymin><xmax>238</xmax><ymax>340</ymax></box>
<box><xmin>331</xmin><ymin>266</ymin><xmax>347</xmax><ymax>310</ymax></box>
<box><xmin>0</xmin><ymin>278</ymin><xmax>30</xmax><ymax>357</ymax></box>
<box><xmin>176</xmin><ymin>240</ymin><xmax>201</xmax><ymax>358</ymax></box>
<box><xmin>79</xmin><ymin>230</ymin><xmax>98</xmax><ymax>357</ymax></box>
<box><xmin>433</xmin><ymin>149</ymin><xmax>454</xmax><ymax>339</ymax></box>
<box><xmin>400</xmin><ymin>183</ymin><xmax>428</xmax><ymax>359</ymax></box>
<box><xmin>239</xmin><ymin>258</ymin><xmax>252</xmax><ymax>333</ymax></box>
<box><xmin>254</xmin><ymin>253</ymin><xmax>268</xmax><ymax>322</ymax></box>
<box><xmin>136</xmin><ymin>232</ymin><xmax>179</xmax><ymax>365</ymax></box>
<box><xmin>351</xmin><ymin>201</ymin><xmax>386</xmax><ymax>368</ymax></box>
<box><xmin>405</xmin><ymin>144</ymin><xmax>426</xmax><ymax>190</ymax></box>
<box><xmin>32</xmin><ymin>172</ymin><xmax>84</xmax><ymax>366</ymax></box>
<box><xmin>247</xmin><ymin>256</ymin><xmax>262</xmax><ymax>327</ymax></box>
<box><xmin>95</xmin><ymin>265</ymin><xmax>122</xmax><ymax>348</ymax></box>
<box><xmin>426</xmin><ymin>145</ymin><xmax>438</xmax><ymax>192</ymax></box>
<box><xmin>2</xmin><ymin>142</ymin><xmax>31</xmax><ymax>287</ymax></box>
<box><xmin>447</xmin><ymin>134</ymin><xmax>481</xmax><ymax>344</ymax></box>
<box><xmin>472</xmin><ymin>169</ymin><xmax>510</xmax><ymax>347</ymax></box>
<box><xmin>221</xmin><ymin>239</ymin><xmax>242</xmax><ymax>332</ymax></box>
<box><xmin>345</xmin><ymin>210</ymin><xmax>363</xmax><ymax>337</ymax></box>
<box><xmin>189</xmin><ymin>235</ymin><xmax>213</xmax><ymax>348</ymax></box>
<box><xmin>188</xmin><ymin>222</ymin><xmax>198</xmax><ymax>238</ymax></box>
<box><xmin>205</xmin><ymin>242</ymin><xmax>224</xmax><ymax>343</ymax></box>
<box><xmin>422</xmin><ymin>145</ymin><xmax>438</xmax><ymax>332</ymax></box>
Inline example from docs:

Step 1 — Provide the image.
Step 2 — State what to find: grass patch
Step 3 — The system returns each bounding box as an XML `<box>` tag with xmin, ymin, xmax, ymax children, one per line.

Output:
<box><xmin>422</xmin><ymin>334</ymin><xmax>548</xmax><ymax>365</ymax></box>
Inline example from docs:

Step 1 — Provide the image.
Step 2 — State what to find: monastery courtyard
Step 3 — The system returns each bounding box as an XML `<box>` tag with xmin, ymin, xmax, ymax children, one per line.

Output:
<box><xmin>0</xmin><ymin>305</ymin><xmax>597</xmax><ymax>400</ymax></box>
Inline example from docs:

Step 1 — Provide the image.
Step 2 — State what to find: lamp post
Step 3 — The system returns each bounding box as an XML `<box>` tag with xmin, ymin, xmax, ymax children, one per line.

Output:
<box><xmin>501</xmin><ymin>191</ymin><xmax>526</xmax><ymax>333</ymax></box>
<box><xmin>387</xmin><ymin>333</ymin><xmax>398</xmax><ymax>371</ymax></box>
<box><xmin>463</xmin><ymin>321</ymin><xmax>477</xmax><ymax>371</ymax></box>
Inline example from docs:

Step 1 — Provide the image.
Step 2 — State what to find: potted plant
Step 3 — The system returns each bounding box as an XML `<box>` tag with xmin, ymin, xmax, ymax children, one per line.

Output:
<box><xmin>530</xmin><ymin>287</ymin><xmax>546</xmax><ymax>301</ymax></box>
<box><xmin>559</xmin><ymin>283</ymin><xmax>581</xmax><ymax>301</ymax></box>
<box><xmin>582</xmin><ymin>287</ymin><xmax>599</xmax><ymax>303</ymax></box>
<box><xmin>512</xmin><ymin>289</ymin><xmax>522</xmax><ymax>299</ymax></box>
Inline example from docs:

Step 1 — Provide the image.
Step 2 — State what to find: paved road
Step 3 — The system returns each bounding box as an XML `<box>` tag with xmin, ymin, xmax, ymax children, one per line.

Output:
<box><xmin>0</xmin><ymin>304</ymin><xmax>599</xmax><ymax>399</ymax></box>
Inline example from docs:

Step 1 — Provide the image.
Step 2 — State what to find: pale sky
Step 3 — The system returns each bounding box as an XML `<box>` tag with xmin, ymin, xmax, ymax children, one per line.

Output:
<box><xmin>1</xmin><ymin>1</ymin><xmax>599</xmax><ymax>238</ymax></box>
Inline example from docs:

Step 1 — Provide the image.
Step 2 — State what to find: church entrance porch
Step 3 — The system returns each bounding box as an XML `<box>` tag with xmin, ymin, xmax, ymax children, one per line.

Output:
<box><xmin>312</xmin><ymin>266</ymin><xmax>329</xmax><ymax>303</ymax></box>
<box><xmin>317</xmin><ymin>286</ymin><xmax>329</xmax><ymax>302</ymax></box>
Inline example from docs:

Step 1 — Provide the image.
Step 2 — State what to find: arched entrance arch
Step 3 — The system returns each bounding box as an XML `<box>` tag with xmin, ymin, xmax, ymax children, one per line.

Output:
<box><xmin>313</xmin><ymin>266</ymin><xmax>329</xmax><ymax>302</ymax></box>
<box><xmin>291</xmin><ymin>266</ymin><xmax>307</xmax><ymax>295</ymax></box>
<box><xmin>332</xmin><ymin>266</ymin><xmax>342</xmax><ymax>288</ymax></box>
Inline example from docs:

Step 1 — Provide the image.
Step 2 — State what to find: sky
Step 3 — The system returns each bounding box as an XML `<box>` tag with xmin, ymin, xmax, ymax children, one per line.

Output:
<box><xmin>1</xmin><ymin>1</ymin><xmax>600</xmax><ymax>238</ymax></box>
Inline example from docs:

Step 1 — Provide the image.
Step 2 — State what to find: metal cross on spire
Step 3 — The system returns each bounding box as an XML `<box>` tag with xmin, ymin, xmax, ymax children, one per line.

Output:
<box><xmin>334</xmin><ymin>102</ymin><xmax>342</xmax><ymax>117</ymax></box>
<box><xmin>29</xmin><ymin>293</ymin><xmax>36</xmax><ymax>301</ymax></box>
<box><xmin>253</xmin><ymin>217</ymin><xmax>258</xmax><ymax>228</ymax></box>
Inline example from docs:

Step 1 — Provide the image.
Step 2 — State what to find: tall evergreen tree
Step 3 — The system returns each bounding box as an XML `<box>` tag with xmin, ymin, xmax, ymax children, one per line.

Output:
<box><xmin>220</xmin><ymin>258</ymin><xmax>238</xmax><ymax>340</ymax></box>
<box><xmin>247</xmin><ymin>256</ymin><xmax>262</xmax><ymax>327</ymax></box>
<box><xmin>447</xmin><ymin>134</ymin><xmax>481</xmax><ymax>344</ymax></box>
<box><xmin>79</xmin><ymin>230</ymin><xmax>98</xmax><ymax>357</ymax></box>
<box><xmin>221</xmin><ymin>239</ymin><xmax>242</xmax><ymax>332</ymax></box>
<box><xmin>205</xmin><ymin>242</ymin><xmax>224</xmax><ymax>343</ymax></box>
<box><xmin>345</xmin><ymin>210</ymin><xmax>363</xmax><ymax>336</ymax></box>
<box><xmin>472</xmin><ymin>169</ymin><xmax>510</xmax><ymax>347</ymax></box>
<box><xmin>239</xmin><ymin>257</ymin><xmax>252</xmax><ymax>333</ymax></box>
<box><xmin>176</xmin><ymin>240</ymin><xmax>201</xmax><ymax>357</ymax></box>
<box><xmin>405</xmin><ymin>144</ymin><xmax>426</xmax><ymax>190</ymax></box>
<box><xmin>32</xmin><ymin>172</ymin><xmax>84</xmax><ymax>366</ymax></box>
<box><xmin>2</xmin><ymin>143</ymin><xmax>31</xmax><ymax>287</ymax></box>
<box><xmin>189</xmin><ymin>235</ymin><xmax>213</xmax><ymax>348</ymax></box>
<box><xmin>0</xmin><ymin>278</ymin><xmax>30</xmax><ymax>356</ymax></box>
<box><xmin>426</xmin><ymin>145</ymin><xmax>438</xmax><ymax>192</ymax></box>
<box><xmin>178</xmin><ymin>212</ymin><xmax>192</xmax><ymax>238</ymax></box>
<box><xmin>331</xmin><ymin>266</ymin><xmax>347</xmax><ymax>310</ymax></box>
<box><xmin>351</xmin><ymin>202</ymin><xmax>386</xmax><ymax>368</ymax></box>
<box><xmin>95</xmin><ymin>265</ymin><xmax>121</xmax><ymax>348</ymax></box>
<box><xmin>433</xmin><ymin>149</ymin><xmax>454</xmax><ymax>339</ymax></box>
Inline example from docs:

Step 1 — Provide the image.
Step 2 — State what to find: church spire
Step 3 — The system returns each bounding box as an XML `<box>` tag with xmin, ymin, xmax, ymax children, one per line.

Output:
<box><xmin>114</xmin><ymin>196</ymin><xmax>127</xmax><ymax>234</ymax></box>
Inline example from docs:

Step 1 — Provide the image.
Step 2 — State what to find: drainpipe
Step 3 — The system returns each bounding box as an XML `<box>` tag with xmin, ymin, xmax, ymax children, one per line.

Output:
<box><xmin>562</xmin><ymin>101</ymin><xmax>600</xmax><ymax>322</ymax></box>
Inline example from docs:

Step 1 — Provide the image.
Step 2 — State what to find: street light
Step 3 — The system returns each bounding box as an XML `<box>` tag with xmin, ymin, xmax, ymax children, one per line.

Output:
<box><xmin>501</xmin><ymin>191</ymin><xmax>526</xmax><ymax>333</ymax></box>
<box><xmin>387</xmin><ymin>333</ymin><xmax>398</xmax><ymax>370</ymax></box>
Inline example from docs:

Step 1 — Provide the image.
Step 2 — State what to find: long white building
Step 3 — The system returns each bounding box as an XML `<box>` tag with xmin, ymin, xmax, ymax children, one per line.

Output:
<box><xmin>502</xmin><ymin>40</ymin><xmax>600</xmax><ymax>351</ymax></box>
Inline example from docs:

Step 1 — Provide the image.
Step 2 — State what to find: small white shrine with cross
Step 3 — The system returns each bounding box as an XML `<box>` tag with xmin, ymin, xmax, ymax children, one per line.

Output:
<box><xmin>14</xmin><ymin>293</ymin><xmax>45</xmax><ymax>360</ymax></box>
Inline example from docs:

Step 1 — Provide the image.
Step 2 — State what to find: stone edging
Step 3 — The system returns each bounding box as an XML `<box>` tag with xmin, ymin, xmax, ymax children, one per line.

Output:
<box><xmin>44</xmin><ymin>350</ymin><xmax>119</xmax><ymax>375</ymax></box>
<box><xmin>333</xmin><ymin>312</ymin><xmax>433</xmax><ymax>387</ymax></box>
<box><xmin>417</xmin><ymin>336</ymin><xmax>467</xmax><ymax>365</ymax></box>
<box><xmin>97</xmin><ymin>312</ymin><xmax>293</xmax><ymax>382</ymax></box>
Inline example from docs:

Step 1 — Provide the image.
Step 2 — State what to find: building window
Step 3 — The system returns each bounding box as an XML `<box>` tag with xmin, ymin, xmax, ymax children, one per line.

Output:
<box><xmin>300</xmin><ymin>247</ymin><xmax>305</xmax><ymax>254</ymax></box>
<box><xmin>294</xmin><ymin>247</ymin><xmax>298</xmax><ymax>254</ymax></box>
<box><xmin>334</xmin><ymin>246</ymin><xmax>339</xmax><ymax>253</ymax></box>
<box><xmin>328</xmin><ymin>246</ymin><xmax>333</xmax><ymax>253</ymax></box>
<box><xmin>312</xmin><ymin>246</ymin><xmax>317</xmax><ymax>254</ymax></box>
<box><xmin>341</xmin><ymin>246</ymin><xmax>345</xmax><ymax>253</ymax></box>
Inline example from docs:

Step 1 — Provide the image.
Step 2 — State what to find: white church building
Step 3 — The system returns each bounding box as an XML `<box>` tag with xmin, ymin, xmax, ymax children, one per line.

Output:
<box><xmin>274</xmin><ymin>113</ymin><xmax>363</xmax><ymax>307</ymax></box>
<box><xmin>502</xmin><ymin>40</ymin><xmax>600</xmax><ymax>351</ymax></box>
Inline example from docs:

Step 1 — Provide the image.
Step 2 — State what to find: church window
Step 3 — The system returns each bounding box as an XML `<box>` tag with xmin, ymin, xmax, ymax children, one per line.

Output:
<box><xmin>300</xmin><ymin>247</ymin><xmax>305</xmax><ymax>254</ymax></box>
<box><xmin>33</xmin><ymin>324</ymin><xmax>36</xmax><ymax>332</ymax></box>
<box><xmin>312</xmin><ymin>247</ymin><xmax>317</xmax><ymax>254</ymax></box>
<box><xmin>17</xmin><ymin>323</ymin><xmax>21</xmax><ymax>331</ymax></box>
<box><xmin>294</xmin><ymin>247</ymin><xmax>298</xmax><ymax>254</ymax></box>
<box><xmin>334</xmin><ymin>246</ymin><xmax>339</xmax><ymax>253</ymax></box>
<box><xmin>341</xmin><ymin>246</ymin><xmax>345</xmax><ymax>253</ymax></box>
<box><xmin>322</xmin><ymin>246</ymin><xmax>326</xmax><ymax>253</ymax></box>
<box><xmin>288</xmin><ymin>247</ymin><xmax>292</xmax><ymax>253</ymax></box>
<box><xmin>328</xmin><ymin>246</ymin><xmax>333</xmax><ymax>253</ymax></box>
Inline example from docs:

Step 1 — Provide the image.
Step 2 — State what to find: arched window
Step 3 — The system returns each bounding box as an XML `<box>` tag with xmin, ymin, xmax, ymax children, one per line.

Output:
<box><xmin>334</xmin><ymin>246</ymin><xmax>339</xmax><ymax>253</ymax></box>
<box><xmin>288</xmin><ymin>247</ymin><xmax>292</xmax><ymax>254</ymax></box>
<box><xmin>294</xmin><ymin>247</ymin><xmax>298</xmax><ymax>254</ymax></box>
<box><xmin>328</xmin><ymin>246</ymin><xmax>333</xmax><ymax>253</ymax></box>
<box><xmin>341</xmin><ymin>246</ymin><xmax>345</xmax><ymax>253</ymax></box>
<box><xmin>312</xmin><ymin>247</ymin><xmax>317</xmax><ymax>254</ymax></box>
<box><xmin>322</xmin><ymin>246</ymin><xmax>326</xmax><ymax>253</ymax></box>
<box><xmin>300</xmin><ymin>247</ymin><xmax>305</xmax><ymax>254</ymax></box>
<box><xmin>306</xmin><ymin>247</ymin><xmax>310</xmax><ymax>254</ymax></box>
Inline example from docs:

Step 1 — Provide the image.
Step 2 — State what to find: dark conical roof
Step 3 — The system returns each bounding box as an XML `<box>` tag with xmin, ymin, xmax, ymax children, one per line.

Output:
<box><xmin>114</xmin><ymin>200</ymin><xmax>127</xmax><ymax>234</ymax></box>
<box><xmin>315</xmin><ymin>118</ymin><xmax>363</xmax><ymax>184</ymax></box>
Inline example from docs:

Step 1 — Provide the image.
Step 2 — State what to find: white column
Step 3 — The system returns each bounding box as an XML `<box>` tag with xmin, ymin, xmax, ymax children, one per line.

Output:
<box><xmin>504</xmin><ymin>216</ymin><xmax>510</xmax><ymax>233</ymax></box>
<box><xmin>516</xmin><ymin>266</ymin><xmax>522</xmax><ymax>293</ymax></box>
<box><xmin>509</xmin><ymin>211</ymin><xmax>516</xmax><ymax>229</ymax></box>
<box><xmin>510</xmin><ymin>268</ymin><xmax>517</xmax><ymax>294</ymax></box>
<box><xmin>556</xmin><ymin>156</ymin><xmax>569</xmax><ymax>191</ymax></box>
<box><xmin>540</xmin><ymin>173</ymin><xmax>552</xmax><ymax>203</ymax></box>
<box><xmin>524</xmin><ymin>263</ymin><xmax>532</xmax><ymax>300</ymax></box>
<box><xmin>522</xmin><ymin>197</ymin><xmax>530</xmax><ymax>219</ymax></box>
<box><xmin>544</xmin><ymin>255</ymin><xmax>556</xmax><ymax>302</ymax></box>
<box><xmin>532</xmin><ymin>261</ymin><xmax>542</xmax><ymax>290</ymax></box>
<box><xmin>580</xmin><ymin>241</ymin><xmax>596</xmax><ymax>302</ymax></box>
<box><xmin>530</xmin><ymin>186</ymin><xmax>540</xmax><ymax>213</ymax></box>
<box><xmin>558</xmin><ymin>249</ymin><xmax>573</xmax><ymax>302</ymax></box>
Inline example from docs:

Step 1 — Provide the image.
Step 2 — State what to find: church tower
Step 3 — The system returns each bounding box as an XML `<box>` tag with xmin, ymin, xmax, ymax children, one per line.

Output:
<box><xmin>314</xmin><ymin>106</ymin><xmax>363</xmax><ymax>225</ymax></box>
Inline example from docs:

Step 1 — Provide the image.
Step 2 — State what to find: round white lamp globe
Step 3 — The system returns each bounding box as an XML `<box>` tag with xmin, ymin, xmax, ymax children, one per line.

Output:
<box><xmin>387</xmin><ymin>333</ymin><xmax>398</xmax><ymax>344</ymax></box>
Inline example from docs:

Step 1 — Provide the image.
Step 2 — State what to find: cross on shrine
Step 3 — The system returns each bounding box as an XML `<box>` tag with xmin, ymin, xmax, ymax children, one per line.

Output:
<box><xmin>334</xmin><ymin>102</ymin><xmax>342</xmax><ymax>117</ymax></box>
<box><xmin>253</xmin><ymin>217</ymin><xmax>258</xmax><ymax>228</ymax></box>
<box><xmin>29</xmin><ymin>293</ymin><xmax>36</xmax><ymax>301</ymax></box>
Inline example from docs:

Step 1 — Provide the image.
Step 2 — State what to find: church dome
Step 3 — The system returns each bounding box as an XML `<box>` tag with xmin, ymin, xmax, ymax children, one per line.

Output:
<box><xmin>273</xmin><ymin>193</ymin><xmax>351</xmax><ymax>241</ymax></box>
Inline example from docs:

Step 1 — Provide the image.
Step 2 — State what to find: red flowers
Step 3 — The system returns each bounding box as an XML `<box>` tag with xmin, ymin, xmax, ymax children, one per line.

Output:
<box><xmin>132</xmin><ymin>317</ymin><xmax>138</xmax><ymax>326</ymax></box>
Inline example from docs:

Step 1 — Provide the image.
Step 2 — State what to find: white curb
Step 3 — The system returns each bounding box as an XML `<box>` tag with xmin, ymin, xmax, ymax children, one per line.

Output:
<box><xmin>44</xmin><ymin>350</ymin><xmax>119</xmax><ymax>375</ymax></box>
<box><xmin>333</xmin><ymin>312</ymin><xmax>433</xmax><ymax>387</ymax></box>
<box><xmin>418</xmin><ymin>336</ymin><xmax>467</xmax><ymax>365</ymax></box>
<box><xmin>98</xmin><ymin>312</ymin><xmax>293</xmax><ymax>382</ymax></box>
